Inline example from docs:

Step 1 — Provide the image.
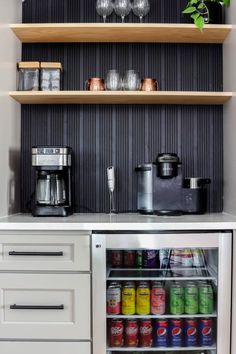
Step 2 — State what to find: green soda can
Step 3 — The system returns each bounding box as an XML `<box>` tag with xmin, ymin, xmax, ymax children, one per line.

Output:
<box><xmin>170</xmin><ymin>282</ymin><xmax>184</xmax><ymax>315</ymax></box>
<box><xmin>184</xmin><ymin>281</ymin><xmax>199</xmax><ymax>314</ymax></box>
<box><xmin>199</xmin><ymin>282</ymin><xmax>214</xmax><ymax>314</ymax></box>
<box><xmin>136</xmin><ymin>251</ymin><xmax>143</xmax><ymax>269</ymax></box>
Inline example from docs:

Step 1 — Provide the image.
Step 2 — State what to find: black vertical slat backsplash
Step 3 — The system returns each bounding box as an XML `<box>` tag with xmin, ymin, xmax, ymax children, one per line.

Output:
<box><xmin>21</xmin><ymin>0</ymin><xmax>224</xmax><ymax>213</ymax></box>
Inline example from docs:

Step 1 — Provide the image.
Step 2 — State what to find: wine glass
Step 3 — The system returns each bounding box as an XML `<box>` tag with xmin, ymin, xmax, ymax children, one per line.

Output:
<box><xmin>132</xmin><ymin>0</ymin><xmax>150</xmax><ymax>23</ymax></box>
<box><xmin>96</xmin><ymin>0</ymin><xmax>114</xmax><ymax>23</ymax></box>
<box><xmin>114</xmin><ymin>0</ymin><xmax>132</xmax><ymax>23</ymax></box>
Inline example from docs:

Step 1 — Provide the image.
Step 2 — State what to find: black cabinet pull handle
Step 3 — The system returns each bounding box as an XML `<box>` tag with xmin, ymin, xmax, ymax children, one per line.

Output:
<box><xmin>10</xmin><ymin>304</ymin><xmax>64</xmax><ymax>310</ymax></box>
<box><xmin>8</xmin><ymin>251</ymin><xmax>63</xmax><ymax>257</ymax></box>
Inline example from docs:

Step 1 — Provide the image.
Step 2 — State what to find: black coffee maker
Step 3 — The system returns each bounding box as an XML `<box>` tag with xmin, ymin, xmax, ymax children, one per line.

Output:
<box><xmin>135</xmin><ymin>153</ymin><xmax>211</xmax><ymax>216</ymax></box>
<box><xmin>153</xmin><ymin>153</ymin><xmax>183</xmax><ymax>216</ymax></box>
<box><xmin>32</xmin><ymin>146</ymin><xmax>73</xmax><ymax>217</ymax></box>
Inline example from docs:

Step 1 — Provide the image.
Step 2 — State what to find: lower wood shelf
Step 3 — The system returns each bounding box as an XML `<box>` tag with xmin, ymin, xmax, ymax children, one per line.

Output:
<box><xmin>9</xmin><ymin>91</ymin><xmax>232</xmax><ymax>105</ymax></box>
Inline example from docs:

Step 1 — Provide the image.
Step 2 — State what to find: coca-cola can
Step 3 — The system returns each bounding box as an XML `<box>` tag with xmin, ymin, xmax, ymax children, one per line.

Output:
<box><xmin>111</xmin><ymin>250</ymin><xmax>123</xmax><ymax>268</ymax></box>
<box><xmin>139</xmin><ymin>319</ymin><xmax>153</xmax><ymax>347</ymax></box>
<box><xmin>125</xmin><ymin>319</ymin><xmax>138</xmax><ymax>347</ymax></box>
<box><xmin>110</xmin><ymin>319</ymin><xmax>124</xmax><ymax>347</ymax></box>
<box><xmin>124</xmin><ymin>251</ymin><xmax>136</xmax><ymax>268</ymax></box>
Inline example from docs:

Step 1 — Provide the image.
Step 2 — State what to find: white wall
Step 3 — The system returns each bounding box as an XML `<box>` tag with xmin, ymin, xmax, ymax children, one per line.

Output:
<box><xmin>223</xmin><ymin>4</ymin><xmax>236</xmax><ymax>354</ymax></box>
<box><xmin>0</xmin><ymin>0</ymin><xmax>21</xmax><ymax>216</ymax></box>
<box><xmin>223</xmin><ymin>3</ymin><xmax>236</xmax><ymax>215</ymax></box>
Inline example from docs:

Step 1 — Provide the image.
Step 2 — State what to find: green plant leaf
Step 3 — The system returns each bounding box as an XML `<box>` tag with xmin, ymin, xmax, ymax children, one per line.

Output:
<box><xmin>197</xmin><ymin>3</ymin><xmax>205</xmax><ymax>9</ymax></box>
<box><xmin>191</xmin><ymin>12</ymin><xmax>200</xmax><ymax>20</ymax></box>
<box><xmin>224</xmin><ymin>0</ymin><xmax>230</xmax><ymax>7</ymax></box>
<box><xmin>190</xmin><ymin>0</ymin><xmax>199</xmax><ymax>4</ymax></box>
<box><xmin>182</xmin><ymin>6</ymin><xmax>197</xmax><ymax>14</ymax></box>
<box><xmin>195</xmin><ymin>15</ymin><xmax>205</xmax><ymax>31</ymax></box>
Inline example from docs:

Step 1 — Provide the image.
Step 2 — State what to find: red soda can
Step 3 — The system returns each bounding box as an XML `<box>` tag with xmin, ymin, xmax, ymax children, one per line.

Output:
<box><xmin>110</xmin><ymin>319</ymin><xmax>124</xmax><ymax>347</ymax></box>
<box><xmin>151</xmin><ymin>281</ymin><xmax>166</xmax><ymax>315</ymax></box>
<box><xmin>112</xmin><ymin>250</ymin><xmax>123</xmax><ymax>268</ymax></box>
<box><xmin>125</xmin><ymin>319</ymin><xmax>138</xmax><ymax>347</ymax></box>
<box><xmin>124</xmin><ymin>251</ymin><xmax>136</xmax><ymax>268</ymax></box>
<box><xmin>139</xmin><ymin>319</ymin><xmax>153</xmax><ymax>347</ymax></box>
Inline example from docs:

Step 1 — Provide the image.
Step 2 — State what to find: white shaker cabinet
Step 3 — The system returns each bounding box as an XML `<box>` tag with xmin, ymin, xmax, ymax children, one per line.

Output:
<box><xmin>0</xmin><ymin>273</ymin><xmax>91</xmax><ymax>340</ymax></box>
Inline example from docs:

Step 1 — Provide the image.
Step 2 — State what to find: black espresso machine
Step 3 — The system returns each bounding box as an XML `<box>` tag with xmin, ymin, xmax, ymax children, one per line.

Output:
<box><xmin>135</xmin><ymin>153</ymin><xmax>211</xmax><ymax>216</ymax></box>
<box><xmin>32</xmin><ymin>146</ymin><xmax>73</xmax><ymax>217</ymax></box>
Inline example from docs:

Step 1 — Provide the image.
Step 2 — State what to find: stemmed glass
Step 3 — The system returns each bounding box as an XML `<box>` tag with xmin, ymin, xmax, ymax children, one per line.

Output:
<box><xmin>132</xmin><ymin>0</ymin><xmax>150</xmax><ymax>23</ymax></box>
<box><xmin>96</xmin><ymin>0</ymin><xmax>114</xmax><ymax>23</ymax></box>
<box><xmin>114</xmin><ymin>0</ymin><xmax>132</xmax><ymax>23</ymax></box>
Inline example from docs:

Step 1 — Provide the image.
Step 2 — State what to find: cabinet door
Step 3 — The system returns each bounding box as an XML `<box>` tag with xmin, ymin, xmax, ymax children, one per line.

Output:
<box><xmin>0</xmin><ymin>232</ymin><xmax>90</xmax><ymax>271</ymax></box>
<box><xmin>0</xmin><ymin>342</ymin><xmax>90</xmax><ymax>354</ymax></box>
<box><xmin>0</xmin><ymin>273</ymin><xmax>90</xmax><ymax>340</ymax></box>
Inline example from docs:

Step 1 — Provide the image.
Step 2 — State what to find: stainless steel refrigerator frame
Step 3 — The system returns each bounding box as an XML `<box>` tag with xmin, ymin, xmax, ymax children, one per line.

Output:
<box><xmin>92</xmin><ymin>232</ymin><xmax>232</xmax><ymax>354</ymax></box>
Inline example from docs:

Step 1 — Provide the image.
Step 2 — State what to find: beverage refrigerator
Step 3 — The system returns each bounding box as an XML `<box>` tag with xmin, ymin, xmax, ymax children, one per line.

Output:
<box><xmin>92</xmin><ymin>232</ymin><xmax>232</xmax><ymax>354</ymax></box>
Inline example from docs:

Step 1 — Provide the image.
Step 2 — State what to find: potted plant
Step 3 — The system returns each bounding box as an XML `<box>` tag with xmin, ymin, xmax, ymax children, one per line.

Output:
<box><xmin>182</xmin><ymin>0</ymin><xmax>230</xmax><ymax>30</ymax></box>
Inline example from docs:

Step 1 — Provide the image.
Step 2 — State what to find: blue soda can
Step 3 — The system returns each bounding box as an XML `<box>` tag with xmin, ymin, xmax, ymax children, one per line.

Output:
<box><xmin>184</xmin><ymin>318</ymin><xmax>198</xmax><ymax>347</ymax></box>
<box><xmin>153</xmin><ymin>319</ymin><xmax>168</xmax><ymax>347</ymax></box>
<box><xmin>169</xmin><ymin>319</ymin><xmax>183</xmax><ymax>347</ymax></box>
<box><xmin>199</xmin><ymin>318</ymin><xmax>213</xmax><ymax>346</ymax></box>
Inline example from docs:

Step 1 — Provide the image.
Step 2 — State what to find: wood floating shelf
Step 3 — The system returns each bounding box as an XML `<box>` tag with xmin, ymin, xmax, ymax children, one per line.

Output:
<box><xmin>10</xmin><ymin>23</ymin><xmax>232</xmax><ymax>44</ymax></box>
<box><xmin>9</xmin><ymin>91</ymin><xmax>232</xmax><ymax>105</ymax></box>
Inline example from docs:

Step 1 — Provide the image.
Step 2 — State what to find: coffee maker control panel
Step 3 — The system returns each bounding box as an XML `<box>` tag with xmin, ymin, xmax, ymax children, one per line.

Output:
<box><xmin>32</xmin><ymin>146</ymin><xmax>72</xmax><ymax>167</ymax></box>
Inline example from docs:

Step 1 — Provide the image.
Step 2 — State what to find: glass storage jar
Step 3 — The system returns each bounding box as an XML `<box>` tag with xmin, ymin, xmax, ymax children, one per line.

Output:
<box><xmin>40</xmin><ymin>62</ymin><xmax>63</xmax><ymax>91</ymax></box>
<box><xmin>17</xmin><ymin>61</ymin><xmax>40</xmax><ymax>91</ymax></box>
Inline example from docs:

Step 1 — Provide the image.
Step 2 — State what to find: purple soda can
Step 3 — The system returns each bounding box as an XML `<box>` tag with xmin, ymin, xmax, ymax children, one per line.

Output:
<box><xmin>199</xmin><ymin>318</ymin><xmax>213</xmax><ymax>346</ymax></box>
<box><xmin>169</xmin><ymin>319</ymin><xmax>183</xmax><ymax>347</ymax></box>
<box><xmin>143</xmin><ymin>250</ymin><xmax>158</xmax><ymax>268</ymax></box>
<box><xmin>153</xmin><ymin>319</ymin><xmax>168</xmax><ymax>347</ymax></box>
<box><xmin>184</xmin><ymin>319</ymin><xmax>198</xmax><ymax>347</ymax></box>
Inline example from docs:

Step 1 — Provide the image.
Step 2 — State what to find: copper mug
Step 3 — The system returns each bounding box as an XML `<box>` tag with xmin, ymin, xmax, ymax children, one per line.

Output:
<box><xmin>86</xmin><ymin>78</ymin><xmax>105</xmax><ymax>91</ymax></box>
<box><xmin>141</xmin><ymin>78</ymin><xmax>159</xmax><ymax>91</ymax></box>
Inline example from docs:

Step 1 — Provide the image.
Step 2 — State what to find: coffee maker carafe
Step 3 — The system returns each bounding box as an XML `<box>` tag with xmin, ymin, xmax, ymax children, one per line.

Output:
<box><xmin>32</xmin><ymin>146</ymin><xmax>73</xmax><ymax>217</ymax></box>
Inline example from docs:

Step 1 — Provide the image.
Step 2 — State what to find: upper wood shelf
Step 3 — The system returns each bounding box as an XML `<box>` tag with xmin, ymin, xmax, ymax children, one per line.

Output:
<box><xmin>10</xmin><ymin>23</ymin><xmax>232</xmax><ymax>44</ymax></box>
<box><xmin>9</xmin><ymin>91</ymin><xmax>232</xmax><ymax>105</ymax></box>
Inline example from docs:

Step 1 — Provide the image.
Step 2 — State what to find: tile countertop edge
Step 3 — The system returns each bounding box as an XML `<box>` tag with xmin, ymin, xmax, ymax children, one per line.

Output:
<box><xmin>0</xmin><ymin>213</ymin><xmax>235</xmax><ymax>231</ymax></box>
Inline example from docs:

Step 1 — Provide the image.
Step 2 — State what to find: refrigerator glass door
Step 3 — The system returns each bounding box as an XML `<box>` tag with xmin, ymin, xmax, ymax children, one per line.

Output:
<box><xmin>92</xmin><ymin>232</ymin><xmax>231</xmax><ymax>354</ymax></box>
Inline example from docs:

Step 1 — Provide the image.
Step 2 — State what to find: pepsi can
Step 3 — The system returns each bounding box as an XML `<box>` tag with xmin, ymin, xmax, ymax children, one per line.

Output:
<box><xmin>199</xmin><ymin>318</ymin><xmax>213</xmax><ymax>346</ymax></box>
<box><xmin>153</xmin><ymin>319</ymin><xmax>168</xmax><ymax>347</ymax></box>
<box><xmin>169</xmin><ymin>319</ymin><xmax>183</xmax><ymax>347</ymax></box>
<box><xmin>184</xmin><ymin>318</ymin><xmax>198</xmax><ymax>347</ymax></box>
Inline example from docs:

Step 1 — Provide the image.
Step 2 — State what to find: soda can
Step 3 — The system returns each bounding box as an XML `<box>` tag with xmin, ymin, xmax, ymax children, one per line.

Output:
<box><xmin>199</xmin><ymin>318</ymin><xmax>213</xmax><ymax>346</ymax></box>
<box><xmin>185</xmin><ymin>281</ymin><xmax>199</xmax><ymax>315</ymax></box>
<box><xmin>122</xmin><ymin>282</ymin><xmax>136</xmax><ymax>315</ymax></box>
<box><xmin>110</xmin><ymin>319</ymin><xmax>124</xmax><ymax>347</ymax></box>
<box><xmin>170</xmin><ymin>282</ymin><xmax>184</xmax><ymax>315</ymax></box>
<box><xmin>153</xmin><ymin>319</ymin><xmax>168</xmax><ymax>347</ymax></box>
<box><xmin>136</xmin><ymin>281</ymin><xmax>150</xmax><ymax>315</ymax></box>
<box><xmin>111</xmin><ymin>250</ymin><xmax>123</xmax><ymax>268</ymax></box>
<box><xmin>169</xmin><ymin>319</ymin><xmax>183</xmax><ymax>347</ymax></box>
<box><xmin>172</xmin><ymin>249</ymin><xmax>183</xmax><ymax>266</ymax></box>
<box><xmin>182</xmin><ymin>249</ymin><xmax>193</xmax><ymax>267</ymax></box>
<box><xmin>124</xmin><ymin>251</ymin><xmax>136</xmax><ymax>268</ymax></box>
<box><xmin>193</xmin><ymin>249</ymin><xmax>205</xmax><ymax>267</ymax></box>
<box><xmin>143</xmin><ymin>250</ymin><xmax>158</xmax><ymax>268</ymax></box>
<box><xmin>139</xmin><ymin>319</ymin><xmax>153</xmax><ymax>347</ymax></box>
<box><xmin>159</xmin><ymin>249</ymin><xmax>170</xmax><ymax>269</ymax></box>
<box><xmin>107</xmin><ymin>282</ymin><xmax>121</xmax><ymax>315</ymax></box>
<box><xmin>125</xmin><ymin>319</ymin><xmax>138</xmax><ymax>347</ymax></box>
<box><xmin>199</xmin><ymin>282</ymin><xmax>214</xmax><ymax>314</ymax></box>
<box><xmin>184</xmin><ymin>318</ymin><xmax>198</xmax><ymax>347</ymax></box>
<box><xmin>136</xmin><ymin>250</ymin><xmax>143</xmax><ymax>269</ymax></box>
<box><xmin>151</xmin><ymin>281</ymin><xmax>166</xmax><ymax>315</ymax></box>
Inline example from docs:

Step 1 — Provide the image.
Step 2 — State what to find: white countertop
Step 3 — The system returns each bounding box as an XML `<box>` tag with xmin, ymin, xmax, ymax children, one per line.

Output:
<box><xmin>0</xmin><ymin>213</ymin><xmax>236</xmax><ymax>231</ymax></box>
